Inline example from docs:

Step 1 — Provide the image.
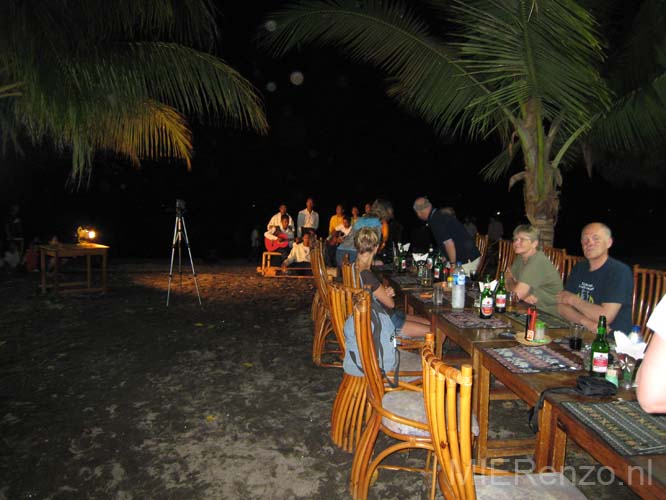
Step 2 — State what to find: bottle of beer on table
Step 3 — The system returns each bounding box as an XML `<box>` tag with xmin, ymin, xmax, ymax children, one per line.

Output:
<box><xmin>590</xmin><ymin>315</ymin><xmax>610</xmax><ymax>377</ymax></box>
<box><xmin>494</xmin><ymin>272</ymin><xmax>507</xmax><ymax>314</ymax></box>
<box><xmin>433</xmin><ymin>252</ymin><xmax>443</xmax><ymax>282</ymax></box>
<box><xmin>479</xmin><ymin>281</ymin><xmax>494</xmax><ymax>319</ymax></box>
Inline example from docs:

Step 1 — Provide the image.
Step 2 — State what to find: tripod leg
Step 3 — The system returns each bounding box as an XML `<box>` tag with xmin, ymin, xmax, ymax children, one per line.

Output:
<box><xmin>166</xmin><ymin>217</ymin><xmax>180</xmax><ymax>306</ymax></box>
<box><xmin>178</xmin><ymin>217</ymin><xmax>183</xmax><ymax>290</ymax></box>
<box><xmin>180</xmin><ymin>217</ymin><xmax>203</xmax><ymax>306</ymax></box>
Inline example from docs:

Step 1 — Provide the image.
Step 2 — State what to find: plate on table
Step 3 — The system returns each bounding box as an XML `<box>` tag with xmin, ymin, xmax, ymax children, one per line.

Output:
<box><xmin>515</xmin><ymin>335</ymin><xmax>552</xmax><ymax>346</ymax></box>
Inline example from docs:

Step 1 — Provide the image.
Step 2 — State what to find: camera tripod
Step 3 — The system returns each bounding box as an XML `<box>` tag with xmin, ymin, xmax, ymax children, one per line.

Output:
<box><xmin>166</xmin><ymin>205</ymin><xmax>202</xmax><ymax>306</ymax></box>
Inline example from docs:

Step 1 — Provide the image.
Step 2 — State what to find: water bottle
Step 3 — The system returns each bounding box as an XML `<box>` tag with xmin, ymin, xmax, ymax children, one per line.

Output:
<box><xmin>451</xmin><ymin>261</ymin><xmax>466</xmax><ymax>310</ymax></box>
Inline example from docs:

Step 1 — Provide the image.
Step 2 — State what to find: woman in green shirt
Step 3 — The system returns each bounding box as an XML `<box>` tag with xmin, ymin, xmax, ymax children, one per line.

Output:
<box><xmin>505</xmin><ymin>224</ymin><xmax>563</xmax><ymax>317</ymax></box>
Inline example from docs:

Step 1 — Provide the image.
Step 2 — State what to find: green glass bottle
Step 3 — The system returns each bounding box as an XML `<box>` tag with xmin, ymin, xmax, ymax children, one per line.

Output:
<box><xmin>590</xmin><ymin>315</ymin><xmax>610</xmax><ymax>377</ymax></box>
<box><xmin>433</xmin><ymin>252</ymin><xmax>443</xmax><ymax>282</ymax></box>
<box><xmin>479</xmin><ymin>281</ymin><xmax>494</xmax><ymax>319</ymax></box>
<box><xmin>494</xmin><ymin>272</ymin><xmax>507</xmax><ymax>313</ymax></box>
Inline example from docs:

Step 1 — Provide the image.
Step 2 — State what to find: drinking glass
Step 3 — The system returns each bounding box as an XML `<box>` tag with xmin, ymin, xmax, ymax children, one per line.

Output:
<box><xmin>420</xmin><ymin>267</ymin><xmax>433</xmax><ymax>287</ymax></box>
<box><xmin>618</xmin><ymin>353</ymin><xmax>638</xmax><ymax>390</ymax></box>
<box><xmin>506</xmin><ymin>292</ymin><xmax>518</xmax><ymax>312</ymax></box>
<box><xmin>432</xmin><ymin>283</ymin><xmax>444</xmax><ymax>306</ymax></box>
<box><xmin>569</xmin><ymin>323</ymin><xmax>583</xmax><ymax>351</ymax></box>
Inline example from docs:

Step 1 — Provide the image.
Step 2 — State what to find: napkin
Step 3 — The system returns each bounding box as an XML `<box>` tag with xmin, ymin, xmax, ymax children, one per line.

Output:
<box><xmin>412</xmin><ymin>253</ymin><xmax>428</xmax><ymax>263</ymax></box>
<box><xmin>478</xmin><ymin>279</ymin><xmax>498</xmax><ymax>292</ymax></box>
<box><xmin>614</xmin><ymin>330</ymin><xmax>647</xmax><ymax>360</ymax></box>
<box><xmin>398</xmin><ymin>243</ymin><xmax>410</xmax><ymax>253</ymax></box>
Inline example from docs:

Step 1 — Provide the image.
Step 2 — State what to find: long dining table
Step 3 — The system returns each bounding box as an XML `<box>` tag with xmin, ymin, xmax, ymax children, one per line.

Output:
<box><xmin>383</xmin><ymin>268</ymin><xmax>666</xmax><ymax>496</ymax></box>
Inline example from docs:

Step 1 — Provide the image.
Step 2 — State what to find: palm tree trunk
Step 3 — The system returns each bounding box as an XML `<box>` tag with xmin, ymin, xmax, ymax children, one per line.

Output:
<box><xmin>520</xmin><ymin>111</ymin><xmax>560</xmax><ymax>247</ymax></box>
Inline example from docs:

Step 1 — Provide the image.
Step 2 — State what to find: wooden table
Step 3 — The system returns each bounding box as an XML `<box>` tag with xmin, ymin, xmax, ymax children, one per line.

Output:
<box><xmin>544</xmin><ymin>391</ymin><xmax>666</xmax><ymax>499</ymax></box>
<box><xmin>477</xmin><ymin>342</ymin><xmax>581</xmax><ymax>467</ymax></box>
<box><xmin>40</xmin><ymin>243</ymin><xmax>109</xmax><ymax>294</ymax></box>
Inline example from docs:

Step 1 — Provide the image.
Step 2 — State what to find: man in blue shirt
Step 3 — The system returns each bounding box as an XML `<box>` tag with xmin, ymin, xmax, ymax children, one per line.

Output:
<box><xmin>557</xmin><ymin>222</ymin><xmax>633</xmax><ymax>333</ymax></box>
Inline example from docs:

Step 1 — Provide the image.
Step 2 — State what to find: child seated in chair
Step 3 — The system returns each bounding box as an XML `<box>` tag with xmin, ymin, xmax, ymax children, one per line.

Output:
<box><xmin>281</xmin><ymin>232</ymin><xmax>312</xmax><ymax>275</ymax></box>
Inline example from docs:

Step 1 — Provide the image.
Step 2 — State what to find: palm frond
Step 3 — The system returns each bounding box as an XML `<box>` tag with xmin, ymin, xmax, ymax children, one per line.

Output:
<box><xmin>479</xmin><ymin>141</ymin><xmax>521</xmax><ymax>182</ymax></box>
<box><xmin>591</xmin><ymin>68</ymin><xmax>666</xmax><ymax>152</ymax></box>
<box><xmin>0</xmin><ymin>0</ymin><xmax>267</xmax><ymax>180</ymax></box>
<box><xmin>259</xmin><ymin>0</ymin><xmax>488</xmax><ymax>138</ymax></box>
<box><xmin>449</xmin><ymin>0</ymin><xmax>610</xmax><ymax>135</ymax></box>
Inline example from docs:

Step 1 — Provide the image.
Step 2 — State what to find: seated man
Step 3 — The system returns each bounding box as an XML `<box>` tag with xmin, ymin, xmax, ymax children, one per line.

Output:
<box><xmin>281</xmin><ymin>232</ymin><xmax>311</xmax><ymax>274</ymax></box>
<box><xmin>325</xmin><ymin>215</ymin><xmax>353</xmax><ymax>266</ymax></box>
<box><xmin>557</xmin><ymin>222</ymin><xmax>632</xmax><ymax>333</ymax></box>
<box><xmin>264</xmin><ymin>214</ymin><xmax>294</xmax><ymax>260</ymax></box>
<box><xmin>505</xmin><ymin>224</ymin><xmax>563</xmax><ymax>317</ymax></box>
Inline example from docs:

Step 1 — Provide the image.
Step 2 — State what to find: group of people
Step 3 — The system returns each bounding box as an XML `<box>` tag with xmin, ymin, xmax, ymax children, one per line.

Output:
<box><xmin>498</xmin><ymin>221</ymin><xmax>633</xmax><ymax>335</ymax></box>
<box><xmin>259</xmin><ymin>196</ymin><xmax>666</xmax><ymax>414</ymax></box>
<box><xmin>260</xmin><ymin>198</ymin><xmax>386</xmax><ymax>273</ymax></box>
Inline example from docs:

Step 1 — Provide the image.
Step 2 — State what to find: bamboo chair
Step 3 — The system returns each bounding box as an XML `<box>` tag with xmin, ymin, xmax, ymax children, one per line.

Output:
<box><xmin>349</xmin><ymin>290</ymin><xmax>434</xmax><ymax>500</ymax></box>
<box><xmin>632</xmin><ymin>265</ymin><xmax>666</xmax><ymax>344</ymax></box>
<box><xmin>329</xmin><ymin>282</ymin><xmax>366</xmax><ymax>452</ymax></box>
<box><xmin>560</xmin><ymin>254</ymin><xmax>585</xmax><ymax>284</ymax></box>
<box><xmin>542</xmin><ymin>246</ymin><xmax>567</xmax><ymax>278</ymax></box>
<box><xmin>494</xmin><ymin>239</ymin><xmax>515</xmax><ymax>280</ymax></box>
<box><xmin>329</xmin><ymin>282</ymin><xmax>424</xmax><ymax>453</ymax></box>
<box><xmin>474</xmin><ymin>234</ymin><xmax>489</xmax><ymax>278</ymax></box>
<box><xmin>422</xmin><ymin>341</ymin><xmax>586</xmax><ymax>499</ymax></box>
<box><xmin>341</xmin><ymin>258</ymin><xmax>360</xmax><ymax>288</ymax></box>
<box><xmin>311</xmin><ymin>239</ymin><xmax>341</xmax><ymax>367</ymax></box>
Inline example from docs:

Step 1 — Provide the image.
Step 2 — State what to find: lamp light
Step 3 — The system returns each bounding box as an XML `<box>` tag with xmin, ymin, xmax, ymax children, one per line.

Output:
<box><xmin>77</xmin><ymin>226</ymin><xmax>97</xmax><ymax>244</ymax></box>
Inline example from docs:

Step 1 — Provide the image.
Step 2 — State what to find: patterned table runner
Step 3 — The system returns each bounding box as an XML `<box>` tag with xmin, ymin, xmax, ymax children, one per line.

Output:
<box><xmin>441</xmin><ymin>311</ymin><xmax>511</xmax><ymax>330</ymax></box>
<box><xmin>504</xmin><ymin>310</ymin><xmax>570</xmax><ymax>329</ymax></box>
<box><xmin>561</xmin><ymin>400</ymin><xmax>666</xmax><ymax>456</ymax></box>
<box><xmin>552</xmin><ymin>337</ymin><xmax>586</xmax><ymax>360</ymax></box>
<box><xmin>484</xmin><ymin>345</ymin><xmax>583</xmax><ymax>374</ymax></box>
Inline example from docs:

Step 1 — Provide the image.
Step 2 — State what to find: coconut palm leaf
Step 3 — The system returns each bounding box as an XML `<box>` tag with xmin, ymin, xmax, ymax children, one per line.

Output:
<box><xmin>448</xmin><ymin>0</ymin><xmax>610</xmax><ymax>139</ymax></box>
<box><xmin>259</xmin><ymin>0</ymin><xmax>485</xmax><ymax>138</ymax></box>
<box><xmin>590</xmin><ymin>0</ymin><xmax>666</xmax><ymax>153</ymax></box>
<box><xmin>0</xmin><ymin>0</ymin><xmax>267</xmax><ymax>179</ymax></box>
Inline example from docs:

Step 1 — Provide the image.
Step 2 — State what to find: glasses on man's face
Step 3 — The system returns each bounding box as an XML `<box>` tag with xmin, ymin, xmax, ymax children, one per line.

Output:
<box><xmin>513</xmin><ymin>236</ymin><xmax>531</xmax><ymax>243</ymax></box>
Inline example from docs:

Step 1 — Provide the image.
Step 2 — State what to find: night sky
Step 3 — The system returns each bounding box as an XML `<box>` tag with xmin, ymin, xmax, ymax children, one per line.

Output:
<box><xmin>1</xmin><ymin>2</ymin><xmax>663</xmax><ymax>262</ymax></box>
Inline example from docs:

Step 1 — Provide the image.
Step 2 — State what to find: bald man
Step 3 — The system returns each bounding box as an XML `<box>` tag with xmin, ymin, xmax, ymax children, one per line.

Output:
<box><xmin>557</xmin><ymin>223</ymin><xmax>633</xmax><ymax>333</ymax></box>
<box><xmin>413</xmin><ymin>197</ymin><xmax>480</xmax><ymax>275</ymax></box>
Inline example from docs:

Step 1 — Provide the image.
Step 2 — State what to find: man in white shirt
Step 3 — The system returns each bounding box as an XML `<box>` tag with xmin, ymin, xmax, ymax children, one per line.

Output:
<box><xmin>266</xmin><ymin>203</ymin><xmax>294</xmax><ymax>233</ymax></box>
<box><xmin>297</xmin><ymin>197</ymin><xmax>319</xmax><ymax>237</ymax></box>
<box><xmin>282</xmin><ymin>232</ymin><xmax>312</xmax><ymax>274</ymax></box>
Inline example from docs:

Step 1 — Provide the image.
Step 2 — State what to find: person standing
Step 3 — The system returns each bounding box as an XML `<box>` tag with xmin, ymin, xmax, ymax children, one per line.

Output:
<box><xmin>4</xmin><ymin>203</ymin><xmax>24</xmax><ymax>256</ymax></box>
<box><xmin>412</xmin><ymin>197</ymin><xmax>480</xmax><ymax>275</ymax></box>
<box><xmin>504</xmin><ymin>224</ymin><xmax>563</xmax><ymax>317</ymax></box>
<box><xmin>487</xmin><ymin>215</ymin><xmax>504</xmax><ymax>243</ymax></box>
<box><xmin>350</xmin><ymin>206</ymin><xmax>360</xmax><ymax>226</ymax></box>
<box><xmin>464</xmin><ymin>216</ymin><xmax>478</xmax><ymax>239</ymax></box>
<box><xmin>327</xmin><ymin>204</ymin><xmax>345</xmax><ymax>236</ymax></box>
<box><xmin>556</xmin><ymin>222</ymin><xmax>633</xmax><ymax>333</ymax></box>
<box><xmin>267</xmin><ymin>203</ymin><xmax>294</xmax><ymax>233</ymax></box>
<box><xmin>296</xmin><ymin>197</ymin><xmax>319</xmax><ymax>238</ymax></box>
<box><xmin>336</xmin><ymin>199</ymin><xmax>393</xmax><ymax>267</ymax></box>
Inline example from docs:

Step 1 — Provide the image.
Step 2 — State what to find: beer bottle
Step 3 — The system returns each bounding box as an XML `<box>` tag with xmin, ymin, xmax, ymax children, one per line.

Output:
<box><xmin>479</xmin><ymin>281</ymin><xmax>494</xmax><ymax>319</ymax></box>
<box><xmin>494</xmin><ymin>272</ymin><xmax>507</xmax><ymax>313</ymax></box>
<box><xmin>433</xmin><ymin>252</ymin><xmax>443</xmax><ymax>282</ymax></box>
<box><xmin>590</xmin><ymin>315</ymin><xmax>610</xmax><ymax>377</ymax></box>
